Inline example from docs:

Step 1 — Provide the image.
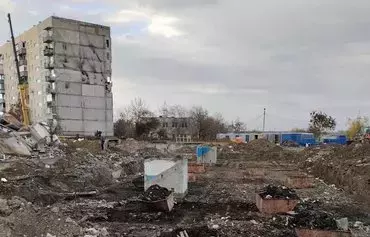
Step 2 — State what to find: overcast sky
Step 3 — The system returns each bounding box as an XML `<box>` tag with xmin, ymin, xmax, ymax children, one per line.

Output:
<box><xmin>1</xmin><ymin>0</ymin><xmax>370</xmax><ymax>130</ymax></box>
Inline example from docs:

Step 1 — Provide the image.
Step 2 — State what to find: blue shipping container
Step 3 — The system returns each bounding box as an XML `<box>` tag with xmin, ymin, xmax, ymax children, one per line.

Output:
<box><xmin>323</xmin><ymin>135</ymin><xmax>347</xmax><ymax>145</ymax></box>
<box><xmin>282</xmin><ymin>133</ymin><xmax>316</xmax><ymax>146</ymax></box>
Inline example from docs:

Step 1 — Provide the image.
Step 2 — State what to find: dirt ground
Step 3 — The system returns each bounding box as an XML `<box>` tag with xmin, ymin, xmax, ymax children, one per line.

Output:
<box><xmin>0</xmin><ymin>139</ymin><xmax>369</xmax><ymax>236</ymax></box>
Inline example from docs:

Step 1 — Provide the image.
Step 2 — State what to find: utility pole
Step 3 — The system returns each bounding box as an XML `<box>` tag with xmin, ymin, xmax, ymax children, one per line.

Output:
<box><xmin>263</xmin><ymin>108</ymin><xmax>266</xmax><ymax>132</ymax></box>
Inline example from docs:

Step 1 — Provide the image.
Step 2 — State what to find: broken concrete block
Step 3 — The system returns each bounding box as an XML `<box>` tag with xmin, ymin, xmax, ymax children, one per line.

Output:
<box><xmin>256</xmin><ymin>193</ymin><xmax>299</xmax><ymax>214</ymax></box>
<box><xmin>336</xmin><ymin>218</ymin><xmax>349</xmax><ymax>231</ymax></box>
<box><xmin>2</xmin><ymin>136</ymin><xmax>31</xmax><ymax>156</ymax></box>
<box><xmin>144</xmin><ymin>158</ymin><xmax>188</xmax><ymax>198</ymax></box>
<box><xmin>30</xmin><ymin>123</ymin><xmax>50</xmax><ymax>141</ymax></box>
<box><xmin>196</xmin><ymin>145</ymin><xmax>217</xmax><ymax>164</ymax></box>
<box><xmin>286</xmin><ymin>174</ymin><xmax>315</xmax><ymax>189</ymax></box>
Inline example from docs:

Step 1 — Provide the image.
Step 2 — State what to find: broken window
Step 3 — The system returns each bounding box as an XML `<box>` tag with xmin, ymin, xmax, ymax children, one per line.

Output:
<box><xmin>106</xmin><ymin>39</ymin><xmax>110</xmax><ymax>48</ymax></box>
<box><xmin>106</xmin><ymin>52</ymin><xmax>110</xmax><ymax>61</ymax></box>
<box><xmin>62</xmin><ymin>43</ymin><xmax>67</xmax><ymax>50</ymax></box>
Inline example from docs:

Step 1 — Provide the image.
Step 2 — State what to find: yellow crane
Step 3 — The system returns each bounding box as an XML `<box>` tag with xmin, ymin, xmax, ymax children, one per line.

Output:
<box><xmin>7</xmin><ymin>13</ymin><xmax>30</xmax><ymax>126</ymax></box>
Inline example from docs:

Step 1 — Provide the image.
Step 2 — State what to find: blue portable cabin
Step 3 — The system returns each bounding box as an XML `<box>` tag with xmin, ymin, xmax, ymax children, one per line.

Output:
<box><xmin>281</xmin><ymin>132</ymin><xmax>316</xmax><ymax>146</ymax></box>
<box><xmin>322</xmin><ymin>135</ymin><xmax>347</xmax><ymax>145</ymax></box>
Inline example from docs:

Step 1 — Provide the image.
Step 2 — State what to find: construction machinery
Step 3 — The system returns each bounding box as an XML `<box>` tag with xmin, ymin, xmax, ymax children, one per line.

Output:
<box><xmin>7</xmin><ymin>13</ymin><xmax>30</xmax><ymax>126</ymax></box>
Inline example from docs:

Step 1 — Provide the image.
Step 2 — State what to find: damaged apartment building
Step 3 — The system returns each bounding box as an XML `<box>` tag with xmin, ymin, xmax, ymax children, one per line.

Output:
<box><xmin>156</xmin><ymin>116</ymin><xmax>193</xmax><ymax>142</ymax></box>
<box><xmin>0</xmin><ymin>16</ymin><xmax>113</xmax><ymax>136</ymax></box>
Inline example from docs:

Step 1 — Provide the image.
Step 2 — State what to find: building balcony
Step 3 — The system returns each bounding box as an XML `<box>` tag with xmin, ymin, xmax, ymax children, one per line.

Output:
<box><xmin>43</xmin><ymin>35</ymin><xmax>53</xmax><ymax>43</ymax></box>
<box><xmin>46</xmin><ymin>85</ymin><xmax>56</xmax><ymax>94</ymax></box>
<box><xmin>45</xmin><ymin>75</ymin><xmax>56</xmax><ymax>82</ymax></box>
<box><xmin>47</xmin><ymin>100</ymin><xmax>56</xmax><ymax>107</ymax></box>
<box><xmin>0</xmin><ymin>89</ymin><xmax>5</xmax><ymax>94</ymax></box>
<box><xmin>43</xmin><ymin>47</ymin><xmax>54</xmax><ymax>56</ymax></box>
<box><xmin>18</xmin><ymin>59</ymin><xmax>27</xmax><ymax>66</ymax></box>
<box><xmin>0</xmin><ymin>98</ymin><xmax>4</xmax><ymax>104</ymax></box>
<box><xmin>47</xmin><ymin>106</ymin><xmax>57</xmax><ymax>115</ymax></box>
<box><xmin>20</xmin><ymin>71</ymin><xmax>28</xmax><ymax>78</ymax></box>
<box><xmin>17</xmin><ymin>48</ymin><xmax>26</xmax><ymax>55</ymax></box>
<box><xmin>0</xmin><ymin>64</ymin><xmax>3</xmax><ymax>75</ymax></box>
<box><xmin>44</xmin><ymin>61</ymin><xmax>55</xmax><ymax>69</ymax></box>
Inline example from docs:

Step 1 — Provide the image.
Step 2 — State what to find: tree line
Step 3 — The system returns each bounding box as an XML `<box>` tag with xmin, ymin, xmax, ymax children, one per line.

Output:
<box><xmin>113</xmin><ymin>98</ymin><xmax>246</xmax><ymax>140</ymax></box>
<box><xmin>114</xmin><ymin>98</ymin><xmax>369</xmax><ymax>141</ymax></box>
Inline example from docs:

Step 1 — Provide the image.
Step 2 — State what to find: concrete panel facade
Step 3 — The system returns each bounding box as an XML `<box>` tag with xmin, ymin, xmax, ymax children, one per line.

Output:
<box><xmin>55</xmin><ymin>69</ymin><xmax>82</xmax><ymax>83</ymax></box>
<box><xmin>57</xmin><ymin>94</ymin><xmax>82</xmax><ymax>107</ymax></box>
<box><xmin>82</xmin><ymin>84</ymin><xmax>104</xmax><ymax>97</ymax></box>
<box><xmin>57</xmin><ymin>107</ymin><xmax>83</xmax><ymax>120</ymax></box>
<box><xmin>83</xmin><ymin>108</ymin><xmax>105</xmax><ymax>121</ymax></box>
<box><xmin>83</xmin><ymin>96</ymin><xmax>106</xmax><ymax>109</ymax></box>
<box><xmin>59</xmin><ymin>119</ymin><xmax>83</xmax><ymax>134</ymax></box>
<box><xmin>83</xmin><ymin>121</ymin><xmax>107</xmax><ymax>134</ymax></box>
<box><xmin>0</xmin><ymin>16</ymin><xmax>113</xmax><ymax>136</ymax></box>
<box><xmin>56</xmin><ymin>81</ymin><xmax>81</xmax><ymax>95</ymax></box>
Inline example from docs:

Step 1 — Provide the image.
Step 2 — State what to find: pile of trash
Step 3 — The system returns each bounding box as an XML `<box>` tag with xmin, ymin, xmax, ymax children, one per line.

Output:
<box><xmin>142</xmin><ymin>185</ymin><xmax>171</xmax><ymax>201</ymax></box>
<box><xmin>291</xmin><ymin>210</ymin><xmax>339</xmax><ymax>230</ymax></box>
<box><xmin>259</xmin><ymin>185</ymin><xmax>299</xmax><ymax>200</ymax></box>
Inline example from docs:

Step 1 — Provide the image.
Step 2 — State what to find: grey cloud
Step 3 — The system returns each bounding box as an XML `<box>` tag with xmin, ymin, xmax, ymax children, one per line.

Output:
<box><xmin>134</xmin><ymin>0</ymin><xmax>219</xmax><ymax>10</ymax></box>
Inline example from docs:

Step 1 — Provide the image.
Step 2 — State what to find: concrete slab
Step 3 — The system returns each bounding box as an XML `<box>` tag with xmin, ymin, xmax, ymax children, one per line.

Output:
<box><xmin>144</xmin><ymin>160</ymin><xmax>176</xmax><ymax>176</ymax></box>
<box><xmin>144</xmin><ymin>158</ymin><xmax>188</xmax><ymax>198</ymax></box>
<box><xmin>2</xmin><ymin>137</ymin><xmax>31</xmax><ymax>156</ymax></box>
<box><xmin>196</xmin><ymin>145</ymin><xmax>217</xmax><ymax>164</ymax></box>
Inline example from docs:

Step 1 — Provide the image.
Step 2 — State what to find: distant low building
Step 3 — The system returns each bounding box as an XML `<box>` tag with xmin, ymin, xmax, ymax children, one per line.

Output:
<box><xmin>154</xmin><ymin>116</ymin><xmax>193</xmax><ymax>142</ymax></box>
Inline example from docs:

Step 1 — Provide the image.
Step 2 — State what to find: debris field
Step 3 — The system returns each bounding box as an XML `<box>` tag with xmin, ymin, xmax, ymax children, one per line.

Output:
<box><xmin>0</xmin><ymin>138</ymin><xmax>369</xmax><ymax>237</ymax></box>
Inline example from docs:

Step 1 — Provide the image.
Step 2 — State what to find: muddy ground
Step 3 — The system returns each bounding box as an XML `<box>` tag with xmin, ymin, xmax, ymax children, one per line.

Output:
<box><xmin>0</xmin><ymin>139</ymin><xmax>369</xmax><ymax>236</ymax></box>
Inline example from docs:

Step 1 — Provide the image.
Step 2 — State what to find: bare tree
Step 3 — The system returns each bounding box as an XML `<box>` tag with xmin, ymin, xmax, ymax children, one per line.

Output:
<box><xmin>159</xmin><ymin>102</ymin><xmax>188</xmax><ymax>117</ymax></box>
<box><xmin>114</xmin><ymin>98</ymin><xmax>159</xmax><ymax>139</ymax></box>
<box><xmin>189</xmin><ymin>106</ymin><xmax>208</xmax><ymax>139</ymax></box>
<box><xmin>159</xmin><ymin>101</ymin><xmax>170</xmax><ymax>117</ymax></box>
<box><xmin>126</xmin><ymin>97</ymin><xmax>153</xmax><ymax>123</ymax></box>
<box><xmin>169</xmin><ymin>104</ymin><xmax>188</xmax><ymax>117</ymax></box>
<box><xmin>230</xmin><ymin>117</ymin><xmax>246</xmax><ymax>132</ymax></box>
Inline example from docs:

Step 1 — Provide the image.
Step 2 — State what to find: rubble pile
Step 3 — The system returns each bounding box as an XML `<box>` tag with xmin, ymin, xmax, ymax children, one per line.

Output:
<box><xmin>301</xmin><ymin>143</ymin><xmax>370</xmax><ymax>205</ymax></box>
<box><xmin>244</xmin><ymin>139</ymin><xmax>282</xmax><ymax>151</ymax></box>
<box><xmin>0</xmin><ymin>130</ymin><xmax>369</xmax><ymax>236</ymax></box>
<box><xmin>259</xmin><ymin>185</ymin><xmax>299</xmax><ymax>200</ymax></box>
<box><xmin>174</xmin><ymin>145</ymin><xmax>195</xmax><ymax>154</ymax></box>
<box><xmin>291</xmin><ymin>210</ymin><xmax>338</xmax><ymax>230</ymax></box>
<box><xmin>220</xmin><ymin>139</ymin><xmax>288</xmax><ymax>161</ymax></box>
<box><xmin>137</xmin><ymin>147</ymin><xmax>166</xmax><ymax>158</ymax></box>
<box><xmin>118</xmin><ymin>138</ymin><xmax>150</xmax><ymax>153</ymax></box>
<box><xmin>143</xmin><ymin>185</ymin><xmax>171</xmax><ymax>201</ymax></box>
